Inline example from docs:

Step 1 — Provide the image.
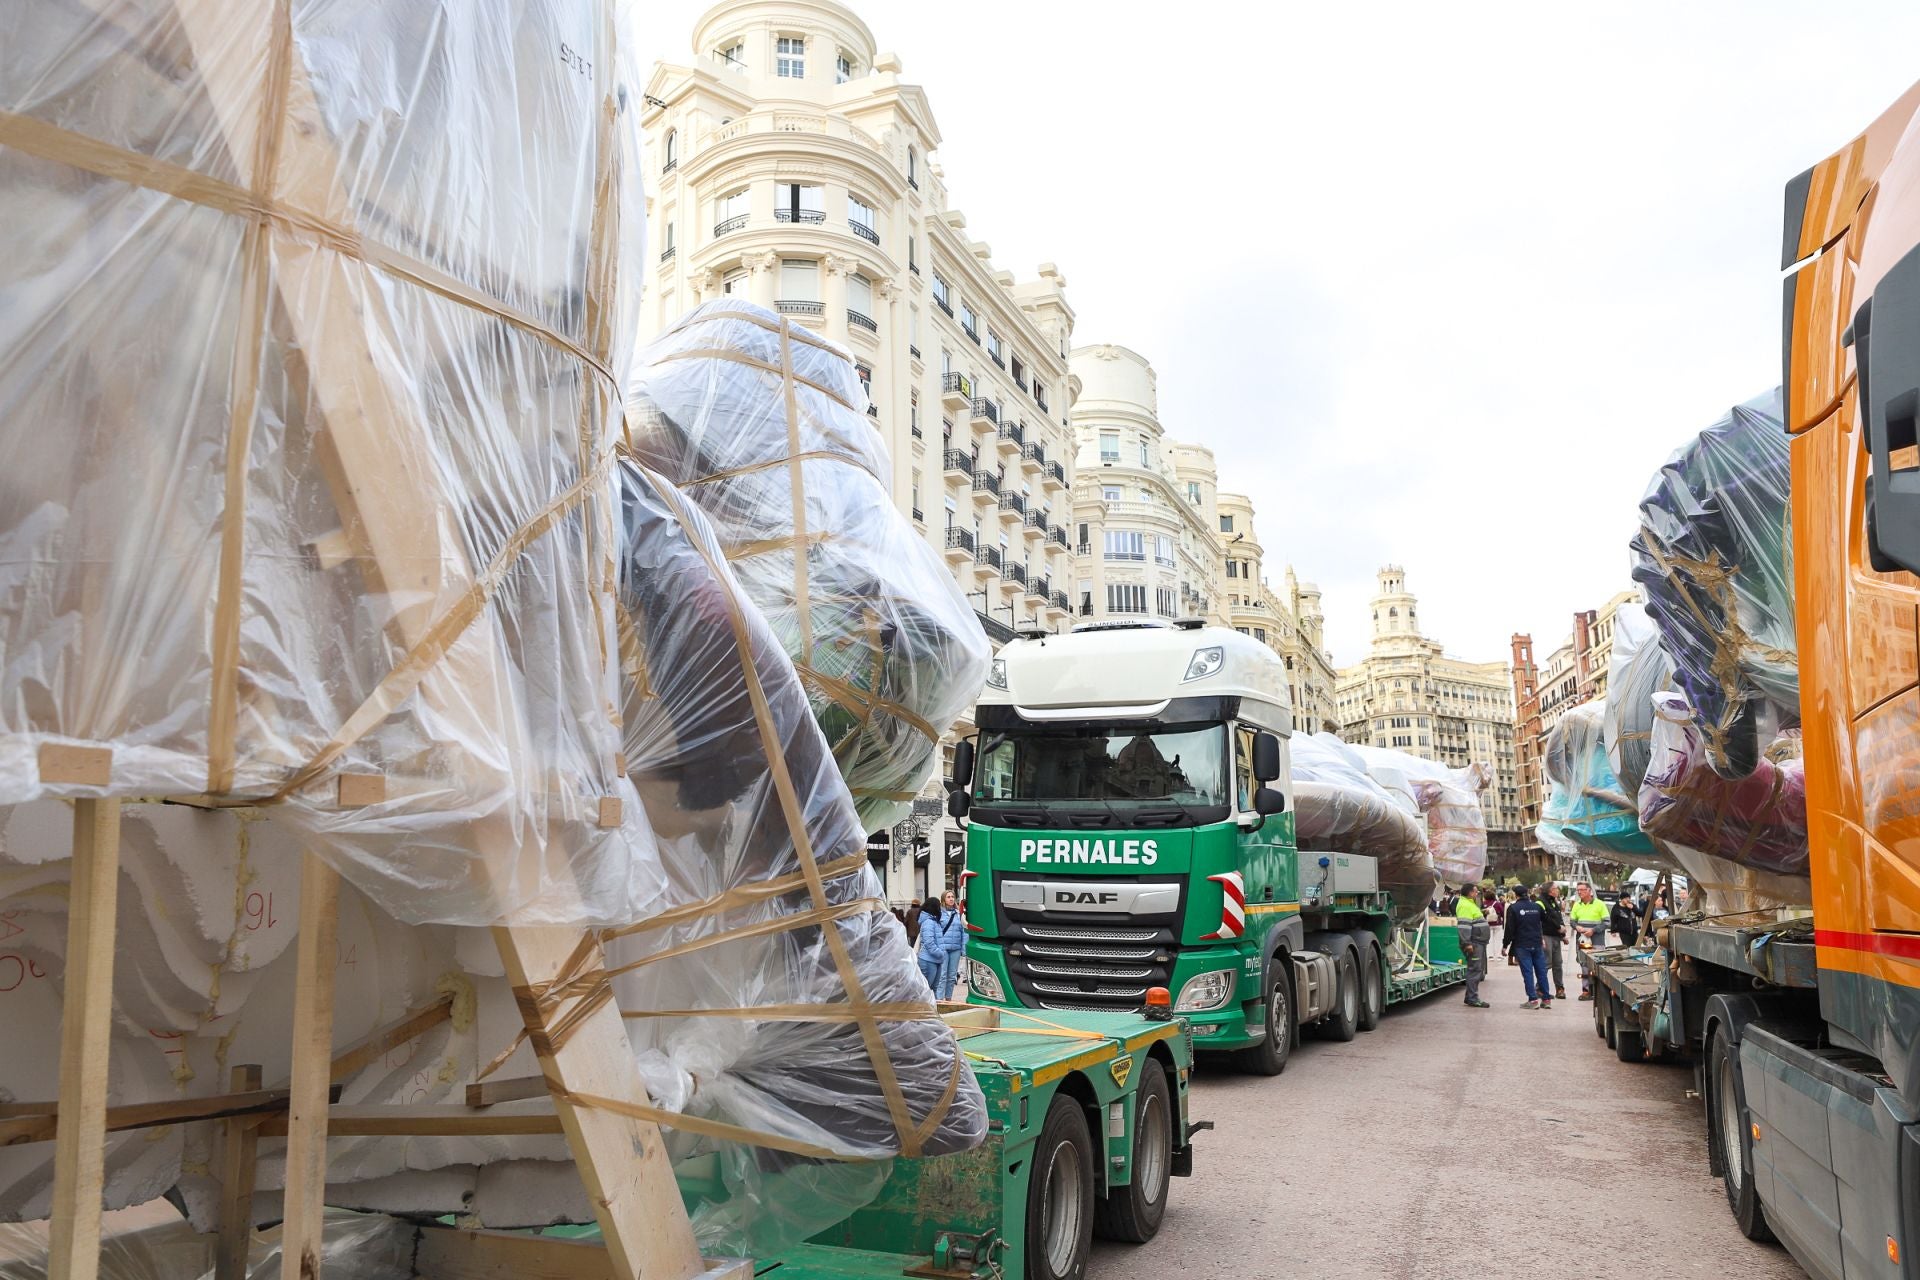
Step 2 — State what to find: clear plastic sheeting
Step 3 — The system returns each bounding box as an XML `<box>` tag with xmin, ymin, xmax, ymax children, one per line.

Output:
<box><xmin>0</xmin><ymin>1206</ymin><xmax>416</xmax><ymax>1280</ymax></box>
<box><xmin>1288</xmin><ymin>733</ymin><xmax>1432</xmax><ymax>918</ymax></box>
<box><xmin>1352</xmin><ymin>747</ymin><xmax>1492</xmax><ymax>889</ymax></box>
<box><xmin>626</xmin><ymin>301</ymin><xmax>991</xmax><ymax>829</ymax></box>
<box><xmin>1540</xmin><ymin>701</ymin><xmax>1656</xmax><ymax>861</ymax></box>
<box><xmin>1600</xmin><ymin>602</ymin><xmax>1671</xmax><ymax>797</ymax></box>
<box><xmin>0</xmin><ymin>0</ymin><xmax>658</xmax><ymax>926</ymax></box>
<box><xmin>1629</xmin><ymin>389</ymin><xmax>1797</xmax><ymax>779</ymax></box>
<box><xmin>1640</xmin><ymin>693</ymin><xmax>1811</xmax><ymax>878</ymax></box>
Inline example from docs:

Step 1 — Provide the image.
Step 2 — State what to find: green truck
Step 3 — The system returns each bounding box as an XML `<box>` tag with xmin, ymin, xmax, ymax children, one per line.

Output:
<box><xmin>948</xmin><ymin>620</ymin><xmax>1464</xmax><ymax>1074</ymax></box>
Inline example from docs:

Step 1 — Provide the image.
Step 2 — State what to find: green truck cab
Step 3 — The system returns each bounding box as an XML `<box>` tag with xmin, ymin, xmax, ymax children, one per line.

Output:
<box><xmin>952</xmin><ymin>620</ymin><xmax>1453</xmax><ymax>1073</ymax></box>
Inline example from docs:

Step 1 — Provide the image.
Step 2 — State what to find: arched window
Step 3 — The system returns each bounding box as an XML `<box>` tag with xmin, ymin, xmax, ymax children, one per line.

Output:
<box><xmin>907</xmin><ymin>146</ymin><xmax>918</xmax><ymax>188</ymax></box>
<box><xmin>1388</xmin><ymin>607</ymin><xmax>1398</xmax><ymax>618</ymax></box>
<box><xmin>663</xmin><ymin>129</ymin><xmax>677</xmax><ymax>171</ymax></box>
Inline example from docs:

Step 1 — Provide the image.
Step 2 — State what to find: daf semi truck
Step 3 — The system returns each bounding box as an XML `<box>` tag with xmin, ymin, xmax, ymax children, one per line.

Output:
<box><xmin>945</xmin><ymin>620</ymin><xmax>1462</xmax><ymax>1076</ymax></box>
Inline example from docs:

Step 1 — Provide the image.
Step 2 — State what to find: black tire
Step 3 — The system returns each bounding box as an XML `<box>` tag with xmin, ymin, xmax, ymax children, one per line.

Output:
<box><xmin>1353</xmin><ymin>939</ymin><xmax>1385</xmax><ymax>1032</ymax></box>
<box><xmin>1706</xmin><ymin>1030</ymin><xmax>1775</xmax><ymax>1243</ymax></box>
<box><xmin>1025</xmin><ymin>1092</ymin><xmax>1095</xmax><ymax>1280</ymax></box>
<box><xmin>1593</xmin><ymin>986</ymin><xmax>1607</xmax><ymax>1040</ymax></box>
<box><xmin>1604</xmin><ymin>994</ymin><xmax>1618</xmax><ymax>1050</ymax></box>
<box><xmin>1615</xmin><ymin>1011</ymin><xmax>1646</xmax><ymax>1062</ymax></box>
<box><xmin>1322</xmin><ymin>950</ymin><xmax>1359</xmax><ymax>1042</ymax></box>
<box><xmin>1232</xmin><ymin>960</ymin><xmax>1293</xmax><ymax>1076</ymax></box>
<box><xmin>1093</xmin><ymin>1058</ymin><xmax>1171</xmax><ymax>1244</ymax></box>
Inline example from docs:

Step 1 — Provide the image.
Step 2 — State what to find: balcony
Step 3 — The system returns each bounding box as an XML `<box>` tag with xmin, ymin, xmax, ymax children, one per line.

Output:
<box><xmin>935</xmin><ymin>296</ymin><xmax>954</xmax><ymax>318</ymax></box>
<box><xmin>941</xmin><ymin>372</ymin><xmax>972</xmax><ymax>409</ymax></box>
<box><xmin>1076</xmin><ymin>543</ymin><xmax>1092</xmax><ymax>556</ymax></box>
<box><xmin>1027</xmin><ymin>575</ymin><xmax>1049</xmax><ymax>600</ymax></box>
<box><xmin>774</xmin><ymin>208</ymin><xmax>825</xmax><ymax>224</ymax></box>
<box><xmin>1035</xmin><ymin>389</ymin><xmax>1050</xmax><ymax>412</ymax></box>
<box><xmin>1105</xmin><ymin>547</ymin><xmax>1145</xmax><ymax>562</ymax></box>
<box><xmin>909</xmin><ymin>261</ymin><xmax>920</xmax><ymax>275</ymax></box>
<box><xmin>989</xmin><ymin>351</ymin><xmax>1006</xmax><ymax>370</ymax></box>
<box><xmin>1045</xmin><ymin>460</ymin><xmax>1068</xmax><ymax>490</ymax></box>
<box><xmin>714</xmin><ymin>214</ymin><xmax>748</xmax><ymax>237</ymax></box>
<box><xmin>996</xmin><ymin>421</ymin><xmax>1024</xmax><ymax>459</ymax></box>
<box><xmin>849</xmin><ymin>309</ymin><xmax>878</xmax><ymax>333</ymax></box>
<box><xmin>659</xmin><ymin>245</ymin><xmax>676</xmax><ymax>262</ymax></box>
<box><xmin>1021</xmin><ymin>440</ymin><xmax>1046</xmax><ymax>473</ymax></box>
<box><xmin>1051</xmin><ymin>590</ymin><xmax>1071</xmax><ymax>612</ymax></box>
<box><xmin>980</xmin><ymin>545</ymin><xmax>1002</xmax><ymax>570</ymax></box>
<box><xmin>999</xmin><ymin>491</ymin><xmax>1025</xmax><ymax>517</ymax></box>
<box><xmin>976</xmin><ymin>609</ymin><xmax>1016</xmax><ymax>644</ymax></box>
<box><xmin>777</xmin><ymin>299</ymin><xmax>823</xmax><ymax>317</ymax></box>
<box><xmin>910</xmin><ymin>422</ymin><xmax>923</xmax><ymax>439</ymax></box>
<box><xmin>849</xmin><ymin>220</ymin><xmax>879</xmax><ymax>245</ymax></box>
<box><xmin>911</xmin><ymin>506</ymin><xmax>924</xmax><ymax>523</ymax></box>
<box><xmin>971</xmin><ymin>471</ymin><xmax>1000</xmax><ymax>504</ymax></box>
<box><xmin>1023</xmin><ymin>509</ymin><xmax>1048</xmax><ymax>537</ymax></box>
<box><xmin>662</xmin><ymin>158</ymin><xmax>678</xmax><ymax>175</ymax></box>
<box><xmin>909</xmin><ymin>344</ymin><xmax>922</xmax><ymax>361</ymax></box>
<box><xmin>1049</xmin><ymin>525</ymin><xmax>1069</xmax><ymax>548</ymax></box>
<box><xmin>1003</xmin><ymin>561</ymin><xmax>1027</xmax><ymax>587</ymax></box>
<box><xmin>971</xmin><ymin>397</ymin><xmax>999</xmax><ymax>425</ymax></box>
<box><xmin>943</xmin><ymin>526</ymin><xmax>975</xmax><ymax>563</ymax></box>
<box><xmin>963</xmin><ymin>324</ymin><xmax>981</xmax><ymax>345</ymax></box>
<box><xmin>1154</xmin><ymin>555</ymin><xmax>1175</xmax><ymax>568</ymax></box>
<box><xmin>942</xmin><ymin>448</ymin><xmax>972</xmax><ymax>476</ymax></box>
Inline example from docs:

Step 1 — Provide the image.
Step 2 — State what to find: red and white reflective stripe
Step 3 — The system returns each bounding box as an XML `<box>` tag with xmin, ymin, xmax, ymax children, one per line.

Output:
<box><xmin>1201</xmin><ymin>871</ymin><xmax>1245</xmax><ymax>940</ymax></box>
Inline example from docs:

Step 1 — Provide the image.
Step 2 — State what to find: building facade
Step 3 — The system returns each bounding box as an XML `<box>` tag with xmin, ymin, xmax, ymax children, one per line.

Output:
<box><xmin>1334</xmin><ymin>567</ymin><xmax>1523</xmax><ymax>858</ymax></box>
<box><xmin>639</xmin><ymin>0</ymin><xmax>1079</xmax><ymax>905</ymax></box>
<box><xmin>1065</xmin><ymin>345</ymin><xmax>1338</xmax><ymax>731</ymax></box>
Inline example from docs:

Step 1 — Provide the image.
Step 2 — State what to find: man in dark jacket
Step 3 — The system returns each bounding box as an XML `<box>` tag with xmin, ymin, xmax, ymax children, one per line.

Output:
<box><xmin>1506</xmin><ymin>885</ymin><xmax>1552</xmax><ymax>1009</ymax></box>
<box><xmin>1540</xmin><ymin>883</ymin><xmax>1569</xmax><ymax>1001</ymax></box>
<box><xmin>1609</xmin><ymin>893</ymin><xmax>1641</xmax><ymax>947</ymax></box>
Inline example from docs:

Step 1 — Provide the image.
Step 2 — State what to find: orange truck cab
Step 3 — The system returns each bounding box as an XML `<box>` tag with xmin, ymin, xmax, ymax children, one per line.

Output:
<box><xmin>1672</xmin><ymin>80</ymin><xmax>1920</xmax><ymax>1278</ymax></box>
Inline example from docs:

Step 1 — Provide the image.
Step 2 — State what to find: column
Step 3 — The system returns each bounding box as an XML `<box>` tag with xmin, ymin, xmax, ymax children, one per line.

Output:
<box><xmin>747</xmin><ymin>251</ymin><xmax>777</xmax><ymax>309</ymax></box>
<box><xmin>823</xmin><ymin>253</ymin><xmax>851</xmax><ymax>346</ymax></box>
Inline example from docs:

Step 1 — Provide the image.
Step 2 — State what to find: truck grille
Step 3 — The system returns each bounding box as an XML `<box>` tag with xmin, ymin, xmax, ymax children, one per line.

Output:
<box><xmin>1005</xmin><ymin>922</ymin><xmax>1176</xmax><ymax>1011</ymax></box>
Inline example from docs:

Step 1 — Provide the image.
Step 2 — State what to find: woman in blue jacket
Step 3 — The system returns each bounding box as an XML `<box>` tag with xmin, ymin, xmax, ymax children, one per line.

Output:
<box><xmin>915</xmin><ymin>895</ymin><xmax>948</xmax><ymax>993</ymax></box>
<box><xmin>936</xmin><ymin>889</ymin><xmax>967</xmax><ymax>998</ymax></box>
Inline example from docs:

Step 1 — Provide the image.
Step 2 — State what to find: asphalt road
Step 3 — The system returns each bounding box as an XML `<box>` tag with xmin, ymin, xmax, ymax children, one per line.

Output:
<box><xmin>1088</xmin><ymin>953</ymin><xmax>1809</xmax><ymax>1280</ymax></box>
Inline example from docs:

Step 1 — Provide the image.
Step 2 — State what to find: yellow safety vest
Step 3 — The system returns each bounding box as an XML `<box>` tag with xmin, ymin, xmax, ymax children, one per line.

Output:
<box><xmin>1454</xmin><ymin>896</ymin><xmax>1484</xmax><ymax>921</ymax></box>
<box><xmin>1570</xmin><ymin>899</ymin><xmax>1608</xmax><ymax>923</ymax></box>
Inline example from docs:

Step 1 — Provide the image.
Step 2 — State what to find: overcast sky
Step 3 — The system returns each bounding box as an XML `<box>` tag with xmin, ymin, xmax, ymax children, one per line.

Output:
<box><xmin>640</xmin><ymin>1</ymin><xmax>1920</xmax><ymax>667</ymax></box>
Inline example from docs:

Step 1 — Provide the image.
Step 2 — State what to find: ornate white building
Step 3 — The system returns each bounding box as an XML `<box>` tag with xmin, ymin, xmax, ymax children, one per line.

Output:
<box><xmin>1067</xmin><ymin>344</ymin><xmax>1338</xmax><ymax>731</ymax></box>
<box><xmin>1335</xmin><ymin>567</ymin><xmax>1523</xmax><ymax>849</ymax></box>
<box><xmin>639</xmin><ymin>0</ymin><xmax>1079</xmax><ymax>903</ymax></box>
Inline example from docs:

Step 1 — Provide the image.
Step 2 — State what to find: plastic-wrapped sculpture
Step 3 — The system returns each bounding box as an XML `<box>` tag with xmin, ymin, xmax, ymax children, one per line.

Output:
<box><xmin>1600</xmin><ymin>603</ymin><xmax>1670</xmax><ymax>797</ymax></box>
<box><xmin>626</xmin><ymin>302</ymin><xmax>991</xmax><ymax>829</ymax></box>
<box><xmin>1540</xmin><ymin>701</ymin><xmax>1657</xmax><ymax>861</ymax></box>
<box><xmin>1289</xmin><ymin>732</ymin><xmax>1432</xmax><ymax>918</ymax></box>
<box><xmin>1352</xmin><ymin>747</ymin><xmax>1492</xmax><ymax>889</ymax></box>
<box><xmin>1639</xmin><ymin>692</ymin><xmax>1810</xmax><ymax>878</ymax></box>
<box><xmin>1630</xmin><ymin>390</ymin><xmax>1796</xmax><ymax>779</ymax></box>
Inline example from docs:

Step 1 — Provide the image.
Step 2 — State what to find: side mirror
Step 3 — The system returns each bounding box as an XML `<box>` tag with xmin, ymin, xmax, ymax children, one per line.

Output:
<box><xmin>1254</xmin><ymin>786</ymin><xmax>1287</xmax><ymax>816</ymax></box>
<box><xmin>951</xmin><ymin>739</ymin><xmax>976</xmax><ymax>789</ymax></box>
<box><xmin>947</xmin><ymin>790</ymin><xmax>971</xmax><ymax>819</ymax></box>
<box><xmin>1252</xmin><ymin>732</ymin><xmax>1281</xmax><ymax>783</ymax></box>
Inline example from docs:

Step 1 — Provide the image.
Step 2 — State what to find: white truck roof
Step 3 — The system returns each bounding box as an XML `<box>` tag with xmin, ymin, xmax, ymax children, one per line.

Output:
<box><xmin>979</xmin><ymin>620</ymin><xmax>1293</xmax><ymax>732</ymax></box>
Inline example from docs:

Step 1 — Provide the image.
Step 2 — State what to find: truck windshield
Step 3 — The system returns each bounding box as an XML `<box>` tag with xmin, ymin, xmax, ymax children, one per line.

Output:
<box><xmin>974</xmin><ymin>723</ymin><xmax>1229</xmax><ymax>809</ymax></box>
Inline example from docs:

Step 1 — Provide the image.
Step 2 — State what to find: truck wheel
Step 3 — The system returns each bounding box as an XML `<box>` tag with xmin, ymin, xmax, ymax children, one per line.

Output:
<box><xmin>1593</xmin><ymin>987</ymin><xmax>1607</xmax><ymax>1040</ymax></box>
<box><xmin>1615</xmin><ymin>1011</ymin><xmax>1646</xmax><ymax>1062</ymax></box>
<box><xmin>1093</xmin><ymin>1058</ymin><xmax>1171</xmax><ymax>1244</ymax></box>
<box><xmin>1707</xmin><ymin>1030</ymin><xmax>1775</xmax><ymax>1243</ymax></box>
<box><xmin>1233</xmin><ymin>964</ymin><xmax>1293</xmax><ymax>1076</ymax></box>
<box><xmin>1353</xmin><ymin>939</ymin><xmax>1384</xmax><ymax>1032</ymax></box>
<box><xmin>1603</xmin><ymin>995</ymin><xmax>1618</xmax><ymax>1050</ymax></box>
<box><xmin>1322</xmin><ymin>950</ymin><xmax>1359</xmax><ymax>1042</ymax></box>
<box><xmin>1026</xmin><ymin>1092</ymin><xmax>1094</xmax><ymax>1280</ymax></box>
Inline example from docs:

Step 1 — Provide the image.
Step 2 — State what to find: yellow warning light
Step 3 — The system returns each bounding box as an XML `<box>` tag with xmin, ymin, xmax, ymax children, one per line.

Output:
<box><xmin>1750</xmin><ymin>1123</ymin><xmax>1761</xmax><ymax>1141</ymax></box>
<box><xmin>1888</xmin><ymin>1237</ymin><xmax>1900</xmax><ymax>1265</ymax></box>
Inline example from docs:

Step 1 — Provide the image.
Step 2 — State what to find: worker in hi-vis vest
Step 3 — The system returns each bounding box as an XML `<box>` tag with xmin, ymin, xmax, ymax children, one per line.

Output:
<box><xmin>1453</xmin><ymin>887</ymin><xmax>1490</xmax><ymax>1008</ymax></box>
<box><xmin>1569</xmin><ymin>882</ymin><xmax>1610</xmax><ymax>1000</ymax></box>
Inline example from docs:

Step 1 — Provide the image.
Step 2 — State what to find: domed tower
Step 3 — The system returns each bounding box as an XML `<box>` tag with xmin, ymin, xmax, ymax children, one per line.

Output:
<box><xmin>1369</xmin><ymin>564</ymin><xmax>1421</xmax><ymax>647</ymax></box>
<box><xmin>691</xmin><ymin>0</ymin><xmax>879</xmax><ymax>98</ymax></box>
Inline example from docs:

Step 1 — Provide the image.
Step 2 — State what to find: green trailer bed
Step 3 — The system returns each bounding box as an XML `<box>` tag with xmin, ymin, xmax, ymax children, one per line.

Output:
<box><xmin>1385</xmin><ymin>915</ymin><xmax>1469</xmax><ymax>1004</ymax></box>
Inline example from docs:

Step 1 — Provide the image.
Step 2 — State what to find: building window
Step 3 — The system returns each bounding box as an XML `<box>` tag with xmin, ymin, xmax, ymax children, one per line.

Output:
<box><xmin>1010</xmin><ymin>355</ymin><xmax>1026</xmax><ymax>386</ymax></box>
<box><xmin>776</xmin><ymin>35</ymin><xmax>806</xmax><ymax>78</ymax></box>
<box><xmin>836</xmin><ymin>51</ymin><xmax>854</xmax><ymax>83</ymax></box>
<box><xmin>1156</xmin><ymin>586</ymin><xmax>1176</xmax><ymax>617</ymax></box>
<box><xmin>908</xmin><ymin>234</ymin><xmax>917</xmax><ymax>270</ymax></box>
<box><xmin>779</xmin><ymin>258</ymin><xmax>819</xmax><ymax>302</ymax></box>
<box><xmin>849</xmin><ymin>272</ymin><xmax>874</xmax><ymax>323</ymax></box>
<box><xmin>663</xmin><ymin>220</ymin><xmax>675</xmax><ymax>251</ymax></box>
<box><xmin>1226</xmin><ymin>561</ymin><xmax>1240</xmax><ymax>579</ymax></box>
<box><xmin>663</xmin><ymin>129</ymin><xmax>677</xmax><ymax>171</ymax></box>
<box><xmin>722</xmin><ymin>268</ymin><xmax>745</xmax><ymax>295</ymax></box>
<box><xmin>1099</xmin><ymin>431</ymin><xmax>1120</xmax><ymax>463</ymax></box>
<box><xmin>715</xmin><ymin>187</ymin><xmax>749</xmax><ymax>232</ymax></box>
<box><xmin>1102</xmin><ymin>485</ymin><xmax>1121</xmax><ymax>501</ymax></box>
<box><xmin>777</xmin><ymin>183</ymin><xmax>824</xmax><ymax>223</ymax></box>
<box><xmin>1155</xmin><ymin>534</ymin><xmax>1174</xmax><ymax>566</ymax></box>
<box><xmin>910</xmin><ymin>394</ymin><xmax>920</xmax><ymax>432</ymax></box>
<box><xmin>716</xmin><ymin>41</ymin><xmax>745</xmax><ymax>71</ymax></box>
<box><xmin>1219</xmin><ymin>514</ymin><xmax>1234</xmax><ymax>533</ymax></box>
<box><xmin>1104</xmin><ymin>530</ymin><xmax>1145</xmax><ymax>561</ymax></box>
<box><xmin>910</xmin><ymin>306</ymin><xmax>920</xmax><ymax>349</ymax></box>
<box><xmin>849</xmin><ymin>194</ymin><xmax>877</xmax><ymax>242</ymax></box>
<box><xmin>1109</xmin><ymin>584</ymin><xmax>1147</xmax><ymax>614</ymax></box>
<box><xmin>908</xmin><ymin>146</ymin><xmax>918</xmax><ymax>186</ymax></box>
<box><xmin>1187</xmin><ymin>481</ymin><xmax>1201</xmax><ymax>504</ymax></box>
<box><xmin>932</xmin><ymin>274</ymin><xmax>951</xmax><ymax>311</ymax></box>
<box><xmin>959</xmin><ymin>301</ymin><xmax>978</xmax><ymax>337</ymax></box>
<box><xmin>1034</xmin><ymin>380</ymin><xmax>1049</xmax><ymax>411</ymax></box>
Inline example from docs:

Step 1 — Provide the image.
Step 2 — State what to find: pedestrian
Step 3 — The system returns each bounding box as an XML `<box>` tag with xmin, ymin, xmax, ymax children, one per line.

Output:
<box><xmin>914</xmin><ymin>895</ymin><xmax>948</xmax><ymax>994</ymax></box>
<box><xmin>1506</xmin><ymin>884</ymin><xmax>1552</xmax><ymax>1009</ymax></box>
<box><xmin>1454</xmin><ymin>885</ymin><xmax>1491</xmax><ymax>1008</ymax></box>
<box><xmin>938</xmin><ymin>888</ymin><xmax>967</xmax><ymax>998</ymax></box>
<box><xmin>1609</xmin><ymin>891</ymin><xmax>1641</xmax><ymax>948</ymax></box>
<box><xmin>1540</xmin><ymin>882</ymin><xmax>1569</xmax><ymax>1001</ymax></box>
<box><xmin>1502</xmin><ymin>887</ymin><xmax>1520</xmax><ymax>965</ymax></box>
<box><xmin>1488</xmin><ymin>889</ymin><xmax>1507</xmax><ymax>928</ymax></box>
<box><xmin>1569</xmin><ymin>881</ymin><xmax>1609</xmax><ymax>999</ymax></box>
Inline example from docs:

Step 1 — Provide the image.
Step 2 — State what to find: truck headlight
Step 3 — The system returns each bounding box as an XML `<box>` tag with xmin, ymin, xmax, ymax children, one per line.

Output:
<box><xmin>1173</xmin><ymin>969</ymin><xmax>1236</xmax><ymax>1012</ymax></box>
<box><xmin>1182</xmin><ymin>646</ymin><xmax>1224</xmax><ymax>682</ymax></box>
<box><xmin>963</xmin><ymin>958</ymin><xmax>1004</xmax><ymax>1002</ymax></box>
<box><xmin>986</xmin><ymin>658</ymin><xmax>1008</xmax><ymax>690</ymax></box>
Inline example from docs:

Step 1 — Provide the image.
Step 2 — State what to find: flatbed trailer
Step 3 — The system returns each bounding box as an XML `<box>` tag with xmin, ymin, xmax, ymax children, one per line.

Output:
<box><xmin>537</xmin><ymin>1006</ymin><xmax>1200</xmax><ymax>1280</ymax></box>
